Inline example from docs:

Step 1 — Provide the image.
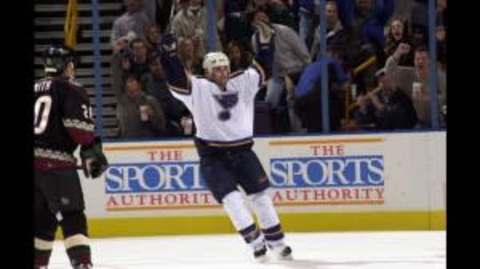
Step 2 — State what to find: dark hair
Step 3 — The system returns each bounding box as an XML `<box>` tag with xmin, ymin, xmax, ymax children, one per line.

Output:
<box><xmin>225</xmin><ymin>40</ymin><xmax>252</xmax><ymax>71</ymax></box>
<box><xmin>226</xmin><ymin>40</ymin><xmax>245</xmax><ymax>54</ymax></box>
<box><xmin>387</xmin><ymin>16</ymin><xmax>410</xmax><ymax>41</ymax></box>
<box><xmin>247</xmin><ymin>8</ymin><xmax>270</xmax><ymax>26</ymax></box>
<box><xmin>125</xmin><ymin>73</ymin><xmax>141</xmax><ymax>83</ymax></box>
<box><xmin>414</xmin><ymin>45</ymin><xmax>429</xmax><ymax>55</ymax></box>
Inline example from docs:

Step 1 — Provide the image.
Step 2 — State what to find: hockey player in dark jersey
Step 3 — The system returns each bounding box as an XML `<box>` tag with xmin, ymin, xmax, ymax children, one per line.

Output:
<box><xmin>34</xmin><ymin>45</ymin><xmax>108</xmax><ymax>269</ymax></box>
<box><xmin>159</xmin><ymin>20</ymin><xmax>292</xmax><ymax>262</ymax></box>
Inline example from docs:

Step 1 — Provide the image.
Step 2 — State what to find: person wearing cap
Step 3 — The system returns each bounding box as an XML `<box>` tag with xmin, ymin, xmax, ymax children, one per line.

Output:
<box><xmin>353</xmin><ymin>68</ymin><xmax>417</xmax><ymax>130</ymax></box>
<box><xmin>157</xmin><ymin>20</ymin><xmax>293</xmax><ymax>262</ymax></box>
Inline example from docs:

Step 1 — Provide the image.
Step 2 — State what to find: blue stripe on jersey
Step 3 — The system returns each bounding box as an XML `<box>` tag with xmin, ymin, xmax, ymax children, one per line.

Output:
<box><xmin>197</xmin><ymin>137</ymin><xmax>254</xmax><ymax>147</ymax></box>
<box><xmin>228</xmin><ymin>70</ymin><xmax>245</xmax><ymax>80</ymax></box>
<box><xmin>168</xmin><ymin>82</ymin><xmax>191</xmax><ymax>95</ymax></box>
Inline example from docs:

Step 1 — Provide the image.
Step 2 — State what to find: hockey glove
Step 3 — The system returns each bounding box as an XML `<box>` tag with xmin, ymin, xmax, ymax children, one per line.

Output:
<box><xmin>80</xmin><ymin>136</ymin><xmax>108</xmax><ymax>179</ymax></box>
<box><xmin>159</xmin><ymin>33</ymin><xmax>178</xmax><ymax>57</ymax></box>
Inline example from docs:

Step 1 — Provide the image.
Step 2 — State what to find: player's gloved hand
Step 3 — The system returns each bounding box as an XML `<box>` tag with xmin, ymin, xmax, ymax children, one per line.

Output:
<box><xmin>159</xmin><ymin>33</ymin><xmax>178</xmax><ymax>56</ymax></box>
<box><xmin>253</xmin><ymin>20</ymin><xmax>275</xmax><ymax>46</ymax></box>
<box><xmin>80</xmin><ymin>136</ymin><xmax>108</xmax><ymax>179</ymax></box>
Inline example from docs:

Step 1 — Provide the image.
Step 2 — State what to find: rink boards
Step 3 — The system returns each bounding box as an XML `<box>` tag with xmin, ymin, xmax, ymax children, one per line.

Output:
<box><xmin>79</xmin><ymin>131</ymin><xmax>446</xmax><ymax>237</ymax></box>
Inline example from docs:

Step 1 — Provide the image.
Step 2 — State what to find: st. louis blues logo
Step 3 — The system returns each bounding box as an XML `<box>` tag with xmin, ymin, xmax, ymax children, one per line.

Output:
<box><xmin>213</xmin><ymin>93</ymin><xmax>239</xmax><ymax>121</ymax></box>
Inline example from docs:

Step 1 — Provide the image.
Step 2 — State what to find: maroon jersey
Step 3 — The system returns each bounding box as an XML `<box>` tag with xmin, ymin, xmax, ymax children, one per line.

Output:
<box><xmin>34</xmin><ymin>76</ymin><xmax>95</xmax><ymax>171</ymax></box>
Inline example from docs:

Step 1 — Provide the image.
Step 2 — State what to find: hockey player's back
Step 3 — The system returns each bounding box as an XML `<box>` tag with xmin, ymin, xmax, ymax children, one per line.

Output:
<box><xmin>34</xmin><ymin>75</ymin><xmax>94</xmax><ymax>171</ymax></box>
<box><xmin>34</xmin><ymin>45</ymin><xmax>108</xmax><ymax>269</ymax></box>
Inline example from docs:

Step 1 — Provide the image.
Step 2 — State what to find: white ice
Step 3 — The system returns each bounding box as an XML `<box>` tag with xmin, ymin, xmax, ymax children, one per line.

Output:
<box><xmin>49</xmin><ymin>231</ymin><xmax>445</xmax><ymax>269</ymax></box>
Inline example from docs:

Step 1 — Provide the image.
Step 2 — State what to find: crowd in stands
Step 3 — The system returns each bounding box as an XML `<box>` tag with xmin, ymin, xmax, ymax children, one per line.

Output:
<box><xmin>110</xmin><ymin>0</ymin><xmax>447</xmax><ymax>139</ymax></box>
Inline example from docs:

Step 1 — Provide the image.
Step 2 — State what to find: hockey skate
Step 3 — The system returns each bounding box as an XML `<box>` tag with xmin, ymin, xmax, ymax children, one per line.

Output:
<box><xmin>253</xmin><ymin>243</ymin><xmax>268</xmax><ymax>263</ymax></box>
<box><xmin>269</xmin><ymin>244</ymin><xmax>293</xmax><ymax>261</ymax></box>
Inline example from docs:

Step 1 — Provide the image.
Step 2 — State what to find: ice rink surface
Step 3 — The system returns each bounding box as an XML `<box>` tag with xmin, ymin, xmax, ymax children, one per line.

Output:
<box><xmin>49</xmin><ymin>231</ymin><xmax>445</xmax><ymax>269</ymax></box>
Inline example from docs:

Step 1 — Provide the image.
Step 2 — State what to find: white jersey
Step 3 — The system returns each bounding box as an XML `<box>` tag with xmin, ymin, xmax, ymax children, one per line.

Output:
<box><xmin>169</xmin><ymin>66</ymin><xmax>265</xmax><ymax>145</ymax></box>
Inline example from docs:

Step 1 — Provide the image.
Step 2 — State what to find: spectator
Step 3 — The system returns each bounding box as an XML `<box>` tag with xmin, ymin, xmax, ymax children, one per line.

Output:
<box><xmin>392</xmin><ymin>0</ymin><xmax>413</xmax><ymax>22</ymax></box>
<box><xmin>251</xmin><ymin>10</ymin><xmax>311</xmax><ymax>132</ymax></box>
<box><xmin>410</xmin><ymin>0</ymin><xmax>428</xmax><ymax>39</ymax></box>
<box><xmin>222</xmin><ymin>0</ymin><xmax>252</xmax><ymax>47</ymax></box>
<box><xmin>436</xmin><ymin>23</ymin><xmax>446</xmax><ymax>71</ymax></box>
<box><xmin>437</xmin><ymin>0</ymin><xmax>447</xmax><ymax>29</ymax></box>
<box><xmin>336</xmin><ymin>0</ymin><xmax>394</xmax><ymax>59</ymax></box>
<box><xmin>249</xmin><ymin>0</ymin><xmax>296</xmax><ymax>29</ymax></box>
<box><xmin>111</xmin><ymin>38</ymin><xmax>139</xmax><ymax>102</ymax></box>
<box><xmin>297</xmin><ymin>0</ymin><xmax>319</xmax><ymax>47</ymax></box>
<box><xmin>225</xmin><ymin>40</ymin><xmax>252</xmax><ymax>73</ymax></box>
<box><xmin>143</xmin><ymin>52</ymin><xmax>192</xmax><ymax>136</ymax></box>
<box><xmin>128</xmin><ymin>38</ymin><xmax>151</xmax><ymax>78</ymax></box>
<box><xmin>171</xmin><ymin>0</ymin><xmax>223</xmax><ymax>63</ymax></box>
<box><xmin>436</xmin><ymin>0</ymin><xmax>447</xmax><ymax>72</ymax></box>
<box><xmin>353</xmin><ymin>68</ymin><xmax>417</xmax><ymax>130</ymax></box>
<box><xmin>142</xmin><ymin>0</ymin><xmax>177</xmax><ymax>31</ymax></box>
<box><xmin>176</xmin><ymin>0</ymin><xmax>190</xmax><ymax>12</ymax></box>
<box><xmin>409</xmin><ymin>0</ymin><xmax>446</xmax><ymax>50</ymax></box>
<box><xmin>384</xmin><ymin>16</ymin><xmax>414</xmax><ymax>67</ymax></box>
<box><xmin>117</xmin><ymin>75</ymin><xmax>167</xmax><ymax>138</ymax></box>
<box><xmin>143</xmin><ymin>0</ymin><xmax>161</xmax><ymax>25</ymax></box>
<box><xmin>317</xmin><ymin>0</ymin><xmax>386</xmax><ymax>93</ymax></box>
<box><xmin>177</xmin><ymin>37</ymin><xmax>203</xmax><ymax>75</ymax></box>
<box><xmin>409</xmin><ymin>0</ymin><xmax>430</xmax><ymax>47</ymax></box>
<box><xmin>144</xmin><ymin>24</ymin><xmax>162</xmax><ymax>52</ymax></box>
<box><xmin>111</xmin><ymin>0</ymin><xmax>152</xmax><ymax>48</ymax></box>
<box><xmin>310</xmin><ymin>0</ymin><xmax>355</xmax><ymax>63</ymax></box>
<box><xmin>385</xmin><ymin>44</ymin><xmax>446</xmax><ymax>128</ymax></box>
<box><xmin>159</xmin><ymin>0</ymin><xmax>177</xmax><ymax>31</ymax></box>
<box><xmin>292</xmin><ymin>53</ymin><xmax>350</xmax><ymax>133</ymax></box>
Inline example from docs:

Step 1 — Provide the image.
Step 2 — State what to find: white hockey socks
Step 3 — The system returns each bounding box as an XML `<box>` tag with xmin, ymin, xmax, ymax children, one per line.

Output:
<box><xmin>249</xmin><ymin>191</ymin><xmax>280</xmax><ymax>228</ymax></box>
<box><xmin>222</xmin><ymin>191</ymin><xmax>266</xmax><ymax>250</ymax></box>
<box><xmin>222</xmin><ymin>191</ymin><xmax>255</xmax><ymax>231</ymax></box>
<box><xmin>249</xmin><ymin>191</ymin><xmax>288</xmax><ymax>249</ymax></box>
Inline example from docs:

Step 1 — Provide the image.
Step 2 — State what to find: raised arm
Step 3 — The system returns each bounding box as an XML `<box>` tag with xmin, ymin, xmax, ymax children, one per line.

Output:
<box><xmin>159</xmin><ymin>33</ymin><xmax>192</xmax><ymax>95</ymax></box>
<box><xmin>250</xmin><ymin>20</ymin><xmax>276</xmax><ymax>83</ymax></box>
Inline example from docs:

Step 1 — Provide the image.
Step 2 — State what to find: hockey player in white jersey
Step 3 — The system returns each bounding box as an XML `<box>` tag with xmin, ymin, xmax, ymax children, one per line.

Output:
<box><xmin>159</xmin><ymin>21</ymin><xmax>292</xmax><ymax>262</ymax></box>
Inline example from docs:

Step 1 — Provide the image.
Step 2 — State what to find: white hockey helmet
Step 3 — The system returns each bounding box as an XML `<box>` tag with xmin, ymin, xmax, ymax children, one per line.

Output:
<box><xmin>202</xmin><ymin>52</ymin><xmax>230</xmax><ymax>75</ymax></box>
